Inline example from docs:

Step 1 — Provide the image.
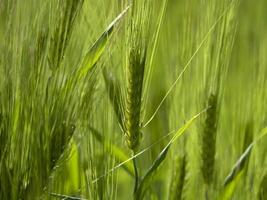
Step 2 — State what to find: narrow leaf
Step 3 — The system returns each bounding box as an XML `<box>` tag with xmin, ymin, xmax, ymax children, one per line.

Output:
<box><xmin>223</xmin><ymin>143</ymin><xmax>253</xmax><ymax>187</ymax></box>
<box><xmin>91</xmin><ymin>109</ymin><xmax>206</xmax><ymax>184</ymax></box>
<box><xmin>220</xmin><ymin>126</ymin><xmax>267</xmax><ymax>200</ymax></box>
<box><xmin>89</xmin><ymin>127</ymin><xmax>134</xmax><ymax>177</ymax></box>
<box><xmin>75</xmin><ymin>5</ymin><xmax>130</xmax><ymax>80</ymax></box>
<box><xmin>135</xmin><ymin>109</ymin><xmax>206</xmax><ymax>199</ymax></box>
<box><xmin>220</xmin><ymin>171</ymin><xmax>244</xmax><ymax>200</ymax></box>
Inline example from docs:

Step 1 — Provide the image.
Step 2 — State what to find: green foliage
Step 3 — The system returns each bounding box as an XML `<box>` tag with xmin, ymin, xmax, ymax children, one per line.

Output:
<box><xmin>1</xmin><ymin>0</ymin><xmax>267</xmax><ymax>199</ymax></box>
<box><xmin>134</xmin><ymin>110</ymin><xmax>205</xmax><ymax>199</ymax></box>
<box><xmin>90</xmin><ymin>127</ymin><xmax>135</xmax><ymax>176</ymax></box>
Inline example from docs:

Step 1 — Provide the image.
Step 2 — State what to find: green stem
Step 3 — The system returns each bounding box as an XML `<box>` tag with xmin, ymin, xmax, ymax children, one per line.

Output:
<box><xmin>133</xmin><ymin>151</ymin><xmax>139</xmax><ymax>194</ymax></box>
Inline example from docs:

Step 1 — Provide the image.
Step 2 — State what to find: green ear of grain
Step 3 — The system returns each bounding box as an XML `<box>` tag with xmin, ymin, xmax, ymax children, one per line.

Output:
<box><xmin>49</xmin><ymin>0</ymin><xmax>84</xmax><ymax>71</ymax></box>
<box><xmin>103</xmin><ymin>69</ymin><xmax>124</xmax><ymax>131</ymax></box>
<box><xmin>89</xmin><ymin>127</ymin><xmax>134</xmax><ymax>177</ymax></box>
<box><xmin>50</xmin><ymin>122</ymin><xmax>76</xmax><ymax>171</ymax></box>
<box><xmin>201</xmin><ymin>93</ymin><xmax>218</xmax><ymax>186</ymax></box>
<box><xmin>258</xmin><ymin>173</ymin><xmax>267</xmax><ymax>200</ymax></box>
<box><xmin>169</xmin><ymin>154</ymin><xmax>186</xmax><ymax>200</ymax></box>
<box><xmin>75</xmin><ymin>5</ymin><xmax>130</xmax><ymax>80</ymax></box>
<box><xmin>134</xmin><ymin>109</ymin><xmax>206</xmax><ymax>199</ymax></box>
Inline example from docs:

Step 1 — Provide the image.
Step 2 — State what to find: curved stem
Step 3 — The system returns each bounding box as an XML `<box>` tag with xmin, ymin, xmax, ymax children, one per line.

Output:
<box><xmin>133</xmin><ymin>151</ymin><xmax>139</xmax><ymax>194</ymax></box>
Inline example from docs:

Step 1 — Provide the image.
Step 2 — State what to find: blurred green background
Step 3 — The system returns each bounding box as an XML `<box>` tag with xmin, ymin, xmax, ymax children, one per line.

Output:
<box><xmin>0</xmin><ymin>0</ymin><xmax>267</xmax><ymax>199</ymax></box>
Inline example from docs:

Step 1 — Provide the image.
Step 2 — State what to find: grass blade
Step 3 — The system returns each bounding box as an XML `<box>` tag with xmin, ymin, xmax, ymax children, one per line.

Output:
<box><xmin>91</xmin><ymin>109</ymin><xmax>206</xmax><ymax>185</ymax></box>
<box><xmin>75</xmin><ymin>5</ymin><xmax>130</xmax><ymax>80</ymax></box>
<box><xmin>220</xmin><ymin>127</ymin><xmax>267</xmax><ymax>200</ymax></box>
<box><xmin>89</xmin><ymin>127</ymin><xmax>134</xmax><ymax>177</ymax></box>
<box><xmin>223</xmin><ymin>143</ymin><xmax>253</xmax><ymax>187</ymax></box>
<box><xmin>134</xmin><ymin>108</ymin><xmax>207</xmax><ymax>199</ymax></box>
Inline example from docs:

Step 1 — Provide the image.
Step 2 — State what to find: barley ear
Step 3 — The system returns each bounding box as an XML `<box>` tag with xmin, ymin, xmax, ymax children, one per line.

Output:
<box><xmin>103</xmin><ymin>69</ymin><xmax>124</xmax><ymax>131</ymax></box>
<box><xmin>169</xmin><ymin>154</ymin><xmax>187</xmax><ymax>200</ymax></box>
<box><xmin>124</xmin><ymin>46</ymin><xmax>146</xmax><ymax>151</ymax></box>
<box><xmin>242</xmin><ymin>120</ymin><xmax>254</xmax><ymax>177</ymax></box>
<box><xmin>49</xmin><ymin>0</ymin><xmax>84</xmax><ymax>70</ymax></box>
<box><xmin>201</xmin><ymin>93</ymin><xmax>218</xmax><ymax>186</ymax></box>
<box><xmin>258</xmin><ymin>172</ymin><xmax>267</xmax><ymax>200</ymax></box>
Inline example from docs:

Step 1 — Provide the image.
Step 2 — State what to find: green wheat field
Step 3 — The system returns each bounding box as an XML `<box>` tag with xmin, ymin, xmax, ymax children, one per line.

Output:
<box><xmin>0</xmin><ymin>0</ymin><xmax>267</xmax><ymax>199</ymax></box>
